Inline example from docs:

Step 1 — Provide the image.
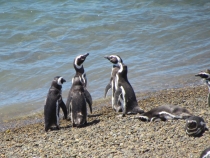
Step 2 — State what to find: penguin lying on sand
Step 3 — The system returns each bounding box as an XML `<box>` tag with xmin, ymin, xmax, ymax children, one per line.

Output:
<box><xmin>200</xmin><ymin>147</ymin><xmax>210</xmax><ymax>158</ymax></box>
<box><xmin>68</xmin><ymin>76</ymin><xmax>92</xmax><ymax>127</ymax></box>
<box><xmin>104</xmin><ymin>55</ymin><xmax>144</xmax><ymax>116</ymax></box>
<box><xmin>44</xmin><ymin>76</ymin><xmax>67</xmax><ymax>132</ymax></box>
<box><xmin>185</xmin><ymin>116</ymin><xmax>208</xmax><ymax>137</ymax></box>
<box><xmin>195</xmin><ymin>69</ymin><xmax>210</xmax><ymax>107</ymax></box>
<box><xmin>134</xmin><ymin>105</ymin><xmax>192</xmax><ymax>122</ymax></box>
<box><xmin>66</xmin><ymin>53</ymin><xmax>92</xmax><ymax>120</ymax></box>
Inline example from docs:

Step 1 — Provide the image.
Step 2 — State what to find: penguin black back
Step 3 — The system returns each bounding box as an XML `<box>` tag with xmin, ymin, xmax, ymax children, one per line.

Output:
<box><xmin>44</xmin><ymin>76</ymin><xmax>66</xmax><ymax>132</ymax></box>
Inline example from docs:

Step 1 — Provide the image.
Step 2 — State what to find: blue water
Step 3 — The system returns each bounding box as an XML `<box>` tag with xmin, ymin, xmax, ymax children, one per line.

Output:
<box><xmin>0</xmin><ymin>0</ymin><xmax>210</xmax><ymax>122</ymax></box>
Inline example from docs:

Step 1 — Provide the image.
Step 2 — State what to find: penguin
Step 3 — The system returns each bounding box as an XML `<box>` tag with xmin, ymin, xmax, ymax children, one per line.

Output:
<box><xmin>134</xmin><ymin>105</ymin><xmax>192</xmax><ymax>122</ymax></box>
<box><xmin>67</xmin><ymin>76</ymin><xmax>92</xmax><ymax>127</ymax></box>
<box><xmin>200</xmin><ymin>147</ymin><xmax>210</xmax><ymax>158</ymax></box>
<box><xmin>104</xmin><ymin>64</ymin><xmax>122</xmax><ymax>111</ymax></box>
<box><xmin>66</xmin><ymin>53</ymin><xmax>92</xmax><ymax>119</ymax></box>
<box><xmin>44</xmin><ymin>76</ymin><xmax>67</xmax><ymax>132</ymax></box>
<box><xmin>195</xmin><ymin>69</ymin><xmax>210</xmax><ymax>107</ymax></box>
<box><xmin>185</xmin><ymin>116</ymin><xmax>208</xmax><ymax>137</ymax></box>
<box><xmin>104</xmin><ymin>55</ymin><xmax>144</xmax><ymax>116</ymax></box>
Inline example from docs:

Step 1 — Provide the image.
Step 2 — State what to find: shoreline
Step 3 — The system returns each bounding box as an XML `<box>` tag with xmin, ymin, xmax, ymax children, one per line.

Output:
<box><xmin>1</xmin><ymin>85</ymin><xmax>210</xmax><ymax>157</ymax></box>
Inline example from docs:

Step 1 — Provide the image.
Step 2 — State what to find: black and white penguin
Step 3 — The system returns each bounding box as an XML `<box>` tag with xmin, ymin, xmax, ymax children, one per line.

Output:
<box><xmin>67</xmin><ymin>76</ymin><xmax>92</xmax><ymax>127</ymax></box>
<box><xmin>104</xmin><ymin>55</ymin><xmax>144</xmax><ymax>116</ymax></box>
<box><xmin>185</xmin><ymin>116</ymin><xmax>208</xmax><ymax>137</ymax></box>
<box><xmin>44</xmin><ymin>76</ymin><xmax>67</xmax><ymax>132</ymax></box>
<box><xmin>196</xmin><ymin>69</ymin><xmax>210</xmax><ymax>107</ymax></box>
<box><xmin>66</xmin><ymin>53</ymin><xmax>92</xmax><ymax>119</ymax></box>
<box><xmin>134</xmin><ymin>105</ymin><xmax>192</xmax><ymax>122</ymax></box>
<box><xmin>200</xmin><ymin>147</ymin><xmax>210</xmax><ymax>158</ymax></box>
<box><xmin>104</xmin><ymin>64</ymin><xmax>121</xmax><ymax>111</ymax></box>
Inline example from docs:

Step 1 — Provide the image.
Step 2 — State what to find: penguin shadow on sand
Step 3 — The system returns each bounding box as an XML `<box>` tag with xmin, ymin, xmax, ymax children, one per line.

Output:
<box><xmin>74</xmin><ymin>119</ymin><xmax>100</xmax><ymax>128</ymax></box>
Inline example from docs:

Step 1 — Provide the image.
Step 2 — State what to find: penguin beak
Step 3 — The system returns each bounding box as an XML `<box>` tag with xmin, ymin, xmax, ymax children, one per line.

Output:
<box><xmin>62</xmin><ymin>78</ymin><xmax>66</xmax><ymax>83</ymax></box>
<box><xmin>83</xmin><ymin>53</ymin><xmax>89</xmax><ymax>58</ymax></box>
<box><xmin>104</xmin><ymin>55</ymin><xmax>110</xmax><ymax>60</ymax></box>
<box><xmin>80</xmin><ymin>53</ymin><xmax>89</xmax><ymax>61</ymax></box>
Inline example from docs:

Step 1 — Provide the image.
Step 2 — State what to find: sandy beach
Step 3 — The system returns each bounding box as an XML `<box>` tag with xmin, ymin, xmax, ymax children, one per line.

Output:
<box><xmin>1</xmin><ymin>85</ymin><xmax>210</xmax><ymax>158</ymax></box>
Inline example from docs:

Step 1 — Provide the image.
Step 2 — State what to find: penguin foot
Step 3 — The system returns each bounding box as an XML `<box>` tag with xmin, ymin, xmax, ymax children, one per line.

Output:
<box><xmin>56</xmin><ymin>125</ymin><xmax>60</xmax><ymax>130</ymax></box>
<box><xmin>114</xmin><ymin>106</ymin><xmax>122</xmax><ymax>112</ymax></box>
<box><xmin>66</xmin><ymin>116</ymin><xmax>71</xmax><ymax>121</ymax></box>
<box><xmin>84</xmin><ymin>120</ymin><xmax>88</xmax><ymax>126</ymax></box>
<box><xmin>72</xmin><ymin>123</ymin><xmax>76</xmax><ymax>127</ymax></box>
<box><xmin>63</xmin><ymin>116</ymin><xmax>67</xmax><ymax>120</ymax></box>
<box><xmin>45</xmin><ymin>128</ymin><xmax>49</xmax><ymax>132</ymax></box>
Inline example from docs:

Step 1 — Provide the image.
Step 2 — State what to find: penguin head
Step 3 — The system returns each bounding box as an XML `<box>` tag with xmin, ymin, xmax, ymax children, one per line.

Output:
<box><xmin>195</xmin><ymin>69</ymin><xmax>210</xmax><ymax>79</ymax></box>
<box><xmin>104</xmin><ymin>55</ymin><xmax>123</xmax><ymax>64</ymax></box>
<box><xmin>74</xmin><ymin>53</ymin><xmax>89</xmax><ymax>69</ymax></box>
<box><xmin>54</xmin><ymin>76</ymin><xmax>66</xmax><ymax>85</ymax></box>
<box><xmin>186</xmin><ymin>119</ymin><xmax>198</xmax><ymax>129</ymax></box>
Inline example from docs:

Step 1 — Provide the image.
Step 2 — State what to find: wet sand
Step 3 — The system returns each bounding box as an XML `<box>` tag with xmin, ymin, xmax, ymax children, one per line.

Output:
<box><xmin>1</xmin><ymin>85</ymin><xmax>210</xmax><ymax>158</ymax></box>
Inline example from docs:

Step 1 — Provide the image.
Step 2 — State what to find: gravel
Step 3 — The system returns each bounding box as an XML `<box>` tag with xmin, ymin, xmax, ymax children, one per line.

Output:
<box><xmin>1</xmin><ymin>85</ymin><xmax>210</xmax><ymax>158</ymax></box>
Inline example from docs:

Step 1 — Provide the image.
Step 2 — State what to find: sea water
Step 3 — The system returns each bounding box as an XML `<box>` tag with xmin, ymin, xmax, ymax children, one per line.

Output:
<box><xmin>0</xmin><ymin>0</ymin><xmax>210</xmax><ymax>122</ymax></box>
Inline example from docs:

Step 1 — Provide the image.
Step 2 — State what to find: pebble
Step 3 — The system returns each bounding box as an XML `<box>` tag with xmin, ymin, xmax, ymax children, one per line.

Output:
<box><xmin>0</xmin><ymin>86</ymin><xmax>210</xmax><ymax>157</ymax></box>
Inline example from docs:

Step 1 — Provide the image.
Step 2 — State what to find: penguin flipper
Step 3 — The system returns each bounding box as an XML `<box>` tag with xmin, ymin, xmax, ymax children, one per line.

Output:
<box><xmin>114</xmin><ymin>88</ymin><xmax>122</xmax><ymax>104</ymax></box>
<box><xmin>84</xmin><ymin>89</ymin><xmax>92</xmax><ymax>114</ymax></box>
<box><xmin>58</xmin><ymin>96</ymin><xmax>67</xmax><ymax>119</ymax></box>
<box><xmin>104</xmin><ymin>83</ymin><xmax>111</xmax><ymax>98</ymax></box>
<box><xmin>114</xmin><ymin>88</ymin><xmax>123</xmax><ymax>113</ymax></box>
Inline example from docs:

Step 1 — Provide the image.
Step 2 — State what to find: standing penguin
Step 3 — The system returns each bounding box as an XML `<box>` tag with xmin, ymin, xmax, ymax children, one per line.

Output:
<box><xmin>44</xmin><ymin>76</ymin><xmax>67</xmax><ymax>132</ymax></box>
<box><xmin>104</xmin><ymin>55</ymin><xmax>144</xmax><ymax>116</ymax></box>
<box><xmin>185</xmin><ymin>116</ymin><xmax>208</xmax><ymax>137</ymax></box>
<box><xmin>134</xmin><ymin>105</ymin><xmax>192</xmax><ymax>122</ymax></box>
<box><xmin>195</xmin><ymin>69</ymin><xmax>210</xmax><ymax>107</ymax></box>
<box><xmin>68</xmin><ymin>76</ymin><xmax>92</xmax><ymax>127</ymax></box>
<box><xmin>104</xmin><ymin>65</ymin><xmax>122</xmax><ymax>111</ymax></box>
<box><xmin>66</xmin><ymin>53</ymin><xmax>92</xmax><ymax>119</ymax></box>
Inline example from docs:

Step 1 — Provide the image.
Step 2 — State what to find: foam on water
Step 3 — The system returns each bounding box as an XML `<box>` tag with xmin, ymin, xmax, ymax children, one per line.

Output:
<box><xmin>0</xmin><ymin>0</ymin><xmax>210</xmax><ymax>122</ymax></box>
